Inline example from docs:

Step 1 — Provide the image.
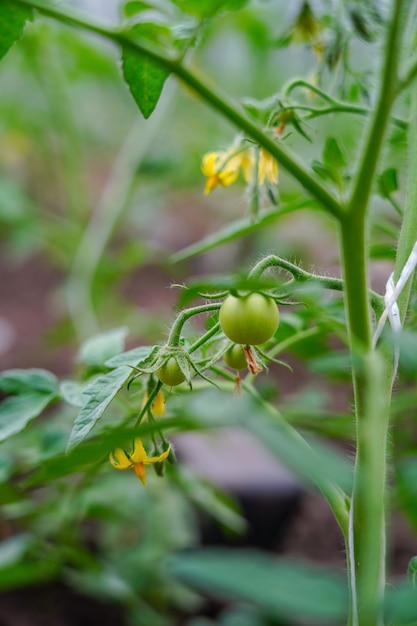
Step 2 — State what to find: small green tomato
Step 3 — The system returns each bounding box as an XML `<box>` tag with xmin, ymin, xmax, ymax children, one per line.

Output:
<box><xmin>224</xmin><ymin>344</ymin><xmax>247</xmax><ymax>371</ymax></box>
<box><xmin>156</xmin><ymin>357</ymin><xmax>186</xmax><ymax>386</ymax></box>
<box><xmin>219</xmin><ymin>292</ymin><xmax>279</xmax><ymax>345</ymax></box>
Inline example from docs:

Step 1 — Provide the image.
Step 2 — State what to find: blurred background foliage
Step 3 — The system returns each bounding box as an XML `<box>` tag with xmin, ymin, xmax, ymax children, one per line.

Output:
<box><xmin>0</xmin><ymin>1</ymin><xmax>416</xmax><ymax>625</ymax></box>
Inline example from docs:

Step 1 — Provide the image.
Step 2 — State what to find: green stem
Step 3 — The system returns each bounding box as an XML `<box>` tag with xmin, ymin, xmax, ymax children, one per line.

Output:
<box><xmin>281</xmin><ymin>79</ymin><xmax>407</xmax><ymax>129</ymax></box>
<box><xmin>13</xmin><ymin>0</ymin><xmax>343</xmax><ymax>220</ymax></box>
<box><xmin>341</xmin><ymin>2</ymin><xmax>405</xmax><ymax>624</ymax></box>
<box><xmin>167</xmin><ymin>303</ymin><xmax>221</xmax><ymax>346</ymax></box>
<box><xmin>348</xmin><ymin>1</ymin><xmax>403</xmax><ymax>220</ymax></box>
<box><xmin>189</xmin><ymin>322</ymin><xmax>221</xmax><ymax>354</ymax></box>
<box><xmin>249</xmin><ymin>254</ymin><xmax>383</xmax><ymax>314</ymax></box>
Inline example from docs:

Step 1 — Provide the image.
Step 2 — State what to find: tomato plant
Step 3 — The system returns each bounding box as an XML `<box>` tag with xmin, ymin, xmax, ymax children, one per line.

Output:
<box><xmin>219</xmin><ymin>293</ymin><xmax>279</xmax><ymax>345</ymax></box>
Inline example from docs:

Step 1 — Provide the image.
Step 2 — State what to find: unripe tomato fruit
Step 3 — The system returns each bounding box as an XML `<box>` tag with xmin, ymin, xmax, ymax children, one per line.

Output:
<box><xmin>156</xmin><ymin>357</ymin><xmax>185</xmax><ymax>386</ymax></box>
<box><xmin>224</xmin><ymin>344</ymin><xmax>247</xmax><ymax>370</ymax></box>
<box><xmin>219</xmin><ymin>293</ymin><xmax>279</xmax><ymax>345</ymax></box>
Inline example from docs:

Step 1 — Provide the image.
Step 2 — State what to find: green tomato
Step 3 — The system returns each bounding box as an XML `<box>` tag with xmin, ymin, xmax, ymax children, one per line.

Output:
<box><xmin>219</xmin><ymin>293</ymin><xmax>279</xmax><ymax>345</ymax></box>
<box><xmin>224</xmin><ymin>344</ymin><xmax>247</xmax><ymax>370</ymax></box>
<box><xmin>156</xmin><ymin>357</ymin><xmax>186</xmax><ymax>386</ymax></box>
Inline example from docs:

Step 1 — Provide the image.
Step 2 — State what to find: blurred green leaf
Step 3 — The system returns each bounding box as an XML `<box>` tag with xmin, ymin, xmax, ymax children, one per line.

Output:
<box><xmin>123</xmin><ymin>1</ymin><xmax>153</xmax><ymax>17</ymax></box>
<box><xmin>323</xmin><ymin>137</ymin><xmax>346</xmax><ymax>171</ymax></box>
<box><xmin>175</xmin><ymin>274</ymin><xmax>281</xmax><ymax>307</ymax></box>
<box><xmin>171</xmin><ymin>0</ymin><xmax>248</xmax><ymax>18</ymax></box>
<box><xmin>122</xmin><ymin>24</ymin><xmax>171</xmax><ymax>119</ymax></box>
<box><xmin>181</xmin><ymin>389</ymin><xmax>353</xmax><ymax>493</ymax></box>
<box><xmin>0</xmin><ymin>369</ymin><xmax>59</xmax><ymax>442</ymax></box>
<box><xmin>0</xmin><ymin>534</ymin><xmax>58</xmax><ymax>590</ymax></box>
<box><xmin>385</xmin><ymin>580</ymin><xmax>417</xmax><ymax>624</ymax></box>
<box><xmin>0</xmin><ymin>393</ymin><xmax>56</xmax><ymax>442</ymax></box>
<box><xmin>105</xmin><ymin>345</ymin><xmax>156</xmax><ymax>368</ymax></box>
<box><xmin>66</xmin><ymin>366</ymin><xmax>131</xmax><ymax>452</ymax></box>
<box><xmin>0</xmin><ymin>1</ymin><xmax>33</xmax><ymax>61</ymax></box>
<box><xmin>78</xmin><ymin>327</ymin><xmax>129</xmax><ymax>368</ymax></box>
<box><xmin>175</xmin><ymin>466</ymin><xmax>247</xmax><ymax>534</ymax></box>
<box><xmin>377</xmin><ymin>167</ymin><xmax>398</xmax><ymax>198</ymax></box>
<box><xmin>311</xmin><ymin>159</ymin><xmax>338</xmax><ymax>183</ymax></box>
<box><xmin>169</xmin><ymin>549</ymin><xmax>348</xmax><ymax>623</ymax></box>
<box><xmin>60</xmin><ymin>380</ymin><xmax>90</xmax><ymax>408</ymax></box>
<box><xmin>171</xmin><ymin>198</ymin><xmax>312</xmax><ymax>264</ymax></box>
<box><xmin>0</xmin><ymin>368</ymin><xmax>58</xmax><ymax>395</ymax></box>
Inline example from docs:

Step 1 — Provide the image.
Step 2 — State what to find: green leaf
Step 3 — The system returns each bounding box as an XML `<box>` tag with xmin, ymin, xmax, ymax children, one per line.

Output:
<box><xmin>66</xmin><ymin>366</ymin><xmax>131</xmax><ymax>452</ymax></box>
<box><xmin>377</xmin><ymin>167</ymin><xmax>398</xmax><ymax>197</ymax></box>
<box><xmin>0</xmin><ymin>535</ymin><xmax>57</xmax><ymax>590</ymax></box>
<box><xmin>0</xmin><ymin>370</ymin><xmax>59</xmax><ymax>442</ymax></box>
<box><xmin>122</xmin><ymin>24</ymin><xmax>170</xmax><ymax>119</ymax></box>
<box><xmin>323</xmin><ymin>137</ymin><xmax>346</xmax><ymax>170</ymax></box>
<box><xmin>171</xmin><ymin>197</ymin><xmax>312</xmax><ymax>264</ymax></box>
<box><xmin>385</xmin><ymin>580</ymin><xmax>417</xmax><ymax>624</ymax></box>
<box><xmin>311</xmin><ymin>160</ymin><xmax>338</xmax><ymax>183</ymax></box>
<box><xmin>123</xmin><ymin>1</ymin><xmax>153</xmax><ymax>17</ymax></box>
<box><xmin>105</xmin><ymin>345</ymin><xmax>155</xmax><ymax>368</ymax></box>
<box><xmin>78</xmin><ymin>327</ymin><xmax>129</xmax><ymax>367</ymax></box>
<box><xmin>181</xmin><ymin>389</ymin><xmax>353</xmax><ymax>493</ymax></box>
<box><xmin>60</xmin><ymin>380</ymin><xmax>90</xmax><ymax>408</ymax></box>
<box><xmin>171</xmin><ymin>0</ymin><xmax>248</xmax><ymax>18</ymax></box>
<box><xmin>0</xmin><ymin>1</ymin><xmax>33</xmax><ymax>61</ymax></box>
<box><xmin>0</xmin><ymin>393</ymin><xmax>56</xmax><ymax>442</ymax></box>
<box><xmin>169</xmin><ymin>549</ymin><xmax>347</xmax><ymax>623</ymax></box>
<box><xmin>0</xmin><ymin>368</ymin><xmax>58</xmax><ymax>395</ymax></box>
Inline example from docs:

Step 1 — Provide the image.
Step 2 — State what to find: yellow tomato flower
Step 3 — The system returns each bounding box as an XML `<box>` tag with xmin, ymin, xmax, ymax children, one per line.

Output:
<box><xmin>109</xmin><ymin>437</ymin><xmax>171</xmax><ymax>486</ymax></box>
<box><xmin>258</xmin><ymin>148</ymin><xmax>279</xmax><ymax>185</ymax></box>
<box><xmin>142</xmin><ymin>390</ymin><xmax>165</xmax><ymax>418</ymax></box>
<box><xmin>201</xmin><ymin>150</ymin><xmax>241</xmax><ymax>194</ymax></box>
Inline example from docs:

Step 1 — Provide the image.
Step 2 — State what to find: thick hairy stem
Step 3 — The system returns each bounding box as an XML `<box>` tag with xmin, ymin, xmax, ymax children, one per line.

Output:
<box><xmin>343</xmin><ymin>1</ymin><xmax>406</xmax><ymax>624</ymax></box>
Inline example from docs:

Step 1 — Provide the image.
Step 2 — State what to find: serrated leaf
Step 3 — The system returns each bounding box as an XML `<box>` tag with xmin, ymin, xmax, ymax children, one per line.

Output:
<box><xmin>169</xmin><ymin>549</ymin><xmax>347</xmax><ymax>622</ymax></box>
<box><xmin>0</xmin><ymin>1</ymin><xmax>33</xmax><ymax>61</ymax></box>
<box><xmin>0</xmin><ymin>368</ymin><xmax>58</xmax><ymax>395</ymax></box>
<box><xmin>66</xmin><ymin>366</ymin><xmax>131</xmax><ymax>452</ymax></box>
<box><xmin>60</xmin><ymin>380</ymin><xmax>90</xmax><ymax>408</ymax></box>
<box><xmin>78</xmin><ymin>327</ymin><xmax>129</xmax><ymax>367</ymax></box>
<box><xmin>0</xmin><ymin>393</ymin><xmax>56</xmax><ymax>442</ymax></box>
<box><xmin>322</xmin><ymin>137</ymin><xmax>346</xmax><ymax>170</ymax></box>
<box><xmin>122</xmin><ymin>24</ymin><xmax>170</xmax><ymax>119</ymax></box>
<box><xmin>105</xmin><ymin>345</ymin><xmax>155</xmax><ymax>368</ymax></box>
<box><xmin>377</xmin><ymin>167</ymin><xmax>398</xmax><ymax>197</ymax></box>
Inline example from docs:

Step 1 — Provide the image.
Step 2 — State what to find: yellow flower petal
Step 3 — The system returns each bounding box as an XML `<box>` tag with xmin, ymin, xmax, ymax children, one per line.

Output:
<box><xmin>240</xmin><ymin>149</ymin><xmax>255</xmax><ymax>183</ymax></box>
<box><xmin>202</xmin><ymin>149</ymin><xmax>242</xmax><ymax>194</ymax></box>
<box><xmin>109</xmin><ymin>448</ymin><xmax>132</xmax><ymax>470</ymax></box>
<box><xmin>153</xmin><ymin>390</ymin><xmax>165</xmax><ymax>417</ymax></box>
<box><xmin>133</xmin><ymin>462</ymin><xmax>147</xmax><ymax>485</ymax></box>
<box><xmin>144</xmin><ymin>445</ymin><xmax>171</xmax><ymax>465</ymax></box>
<box><xmin>258</xmin><ymin>149</ymin><xmax>279</xmax><ymax>185</ymax></box>
<box><xmin>129</xmin><ymin>437</ymin><xmax>148</xmax><ymax>464</ymax></box>
<box><xmin>201</xmin><ymin>151</ymin><xmax>225</xmax><ymax>176</ymax></box>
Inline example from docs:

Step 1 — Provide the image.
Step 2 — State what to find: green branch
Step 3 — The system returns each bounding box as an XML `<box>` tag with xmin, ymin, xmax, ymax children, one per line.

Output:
<box><xmin>12</xmin><ymin>0</ymin><xmax>343</xmax><ymax>220</ymax></box>
<box><xmin>282</xmin><ymin>78</ymin><xmax>407</xmax><ymax>129</ymax></box>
